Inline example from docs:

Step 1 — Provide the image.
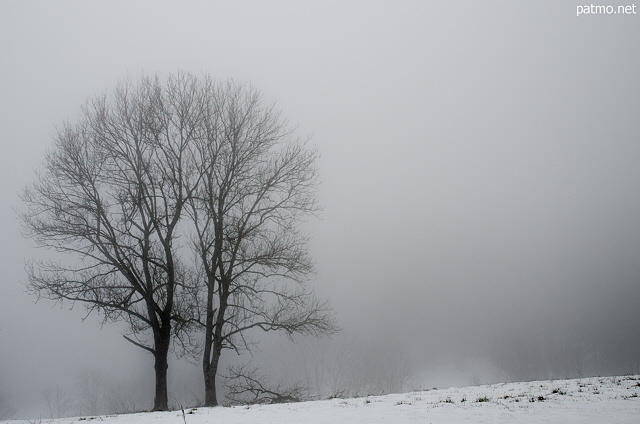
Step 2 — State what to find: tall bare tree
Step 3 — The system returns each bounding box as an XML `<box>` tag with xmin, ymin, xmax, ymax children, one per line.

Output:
<box><xmin>20</xmin><ymin>72</ymin><xmax>205</xmax><ymax>411</ymax></box>
<box><xmin>186</xmin><ymin>81</ymin><xmax>338</xmax><ymax>406</ymax></box>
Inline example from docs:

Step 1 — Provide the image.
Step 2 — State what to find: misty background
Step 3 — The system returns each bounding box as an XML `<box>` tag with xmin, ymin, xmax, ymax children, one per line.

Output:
<box><xmin>1</xmin><ymin>0</ymin><xmax>639</xmax><ymax>418</ymax></box>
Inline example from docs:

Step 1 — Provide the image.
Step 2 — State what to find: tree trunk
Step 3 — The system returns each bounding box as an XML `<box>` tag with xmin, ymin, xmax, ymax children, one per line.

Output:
<box><xmin>203</xmin><ymin>348</ymin><xmax>221</xmax><ymax>406</ymax></box>
<box><xmin>152</xmin><ymin>327</ymin><xmax>171</xmax><ymax>411</ymax></box>
<box><xmin>202</xmin><ymin>268</ymin><xmax>226</xmax><ymax>407</ymax></box>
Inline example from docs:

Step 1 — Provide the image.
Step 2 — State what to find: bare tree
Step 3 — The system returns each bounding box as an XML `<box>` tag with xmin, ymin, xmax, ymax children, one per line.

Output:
<box><xmin>21</xmin><ymin>71</ymin><xmax>337</xmax><ymax>410</ymax></box>
<box><xmin>224</xmin><ymin>362</ymin><xmax>309</xmax><ymax>405</ymax></box>
<box><xmin>105</xmin><ymin>376</ymin><xmax>151</xmax><ymax>415</ymax></box>
<box><xmin>20</xmin><ymin>72</ymin><xmax>205</xmax><ymax>411</ymax></box>
<box><xmin>0</xmin><ymin>393</ymin><xmax>13</xmax><ymax>421</ymax></box>
<box><xmin>0</xmin><ymin>347</ymin><xmax>15</xmax><ymax>420</ymax></box>
<box><xmin>42</xmin><ymin>387</ymin><xmax>74</xmax><ymax>419</ymax></box>
<box><xmin>280</xmin><ymin>334</ymin><xmax>357</xmax><ymax>398</ymax></box>
<box><xmin>0</xmin><ymin>387</ymin><xmax>15</xmax><ymax>420</ymax></box>
<box><xmin>76</xmin><ymin>368</ymin><xmax>110</xmax><ymax>416</ymax></box>
<box><xmin>185</xmin><ymin>81</ymin><xmax>339</xmax><ymax>406</ymax></box>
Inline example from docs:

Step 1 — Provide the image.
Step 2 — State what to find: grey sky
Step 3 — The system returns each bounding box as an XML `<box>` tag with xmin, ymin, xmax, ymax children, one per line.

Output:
<box><xmin>1</xmin><ymin>0</ymin><xmax>639</xmax><ymax>417</ymax></box>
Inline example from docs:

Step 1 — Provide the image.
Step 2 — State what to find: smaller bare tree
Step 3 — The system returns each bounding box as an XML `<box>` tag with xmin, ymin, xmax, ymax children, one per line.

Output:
<box><xmin>42</xmin><ymin>386</ymin><xmax>74</xmax><ymax>419</ymax></box>
<box><xmin>0</xmin><ymin>387</ymin><xmax>15</xmax><ymax>419</ymax></box>
<box><xmin>105</xmin><ymin>378</ymin><xmax>149</xmax><ymax>415</ymax></box>
<box><xmin>224</xmin><ymin>362</ymin><xmax>309</xmax><ymax>405</ymax></box>
<box><xmin>76</xmin><ymin>368</ymin><xmax>110</xmax><ymax>416</ymax></box>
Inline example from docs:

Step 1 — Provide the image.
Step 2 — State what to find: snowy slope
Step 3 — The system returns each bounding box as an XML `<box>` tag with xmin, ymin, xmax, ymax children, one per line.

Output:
<box><xmin>6</xmin><ymin>375</ymin><xmax>640</xmax><ymax>424</ymax></box>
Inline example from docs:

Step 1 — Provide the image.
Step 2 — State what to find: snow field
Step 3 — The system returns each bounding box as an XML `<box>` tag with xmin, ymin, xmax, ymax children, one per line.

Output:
<box><xmin>6</xmin><ymin>375</ymin><xmax>639</xmax><ymax>424</ymax></box>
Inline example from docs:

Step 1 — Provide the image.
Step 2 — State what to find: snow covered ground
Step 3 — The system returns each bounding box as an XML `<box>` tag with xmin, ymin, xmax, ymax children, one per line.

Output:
<box><xmin>6</xmin><ymin>375</ymin><xmax>640</xmax><ymax>424</ymax></box>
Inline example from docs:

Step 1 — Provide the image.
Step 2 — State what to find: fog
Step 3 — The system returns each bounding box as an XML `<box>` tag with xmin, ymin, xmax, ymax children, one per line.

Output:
<box><xmin>1</xmin><ymin>0</ymin><xmax>639</xmax><ymax>418</ymax></box>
